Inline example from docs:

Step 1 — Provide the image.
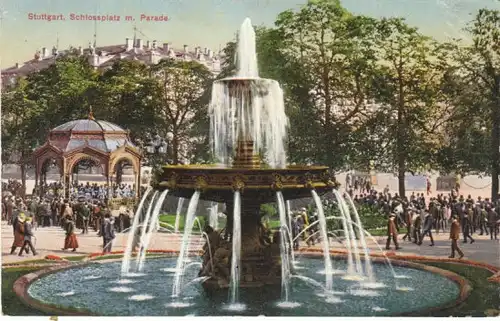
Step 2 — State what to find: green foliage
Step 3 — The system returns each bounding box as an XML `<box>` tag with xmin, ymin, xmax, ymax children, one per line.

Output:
<box><xmin>434</xmin><ymin>9</ymin><xmax>500</xmax><ymax>200</ymax></box>
<box><xmin>274</xmin><ymin>0</ymin><xmax>380</xmax><ymax>168</ymax></box>
<box><xmin>323</xmin><ymin>203</ymin><xmax>385</xmax><ymax>235</ymax></box>
<box><xmin>158</xmin><ymin>214</ymin><xmax>209</xmax><ymax>232</ymax></box>
<box><xmin>1</xmin><ymin>56</ymin><xmax>214</xmax><ymax>179</ymax></box>
<box><xmin>1</xmin><ymin>0</ymin><xmax>499</xmax><ymax>199</ymax></box>
<box><xmin>260</xmin><ymin>203</ymin><xmax>277</xmax><ymax>218</ymax></box>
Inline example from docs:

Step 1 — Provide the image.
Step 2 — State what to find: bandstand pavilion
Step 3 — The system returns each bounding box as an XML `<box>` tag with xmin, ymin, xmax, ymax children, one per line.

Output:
<box><xmin>32</xmin><ymin>113</ymin><xmax>142</xmax><ymax>198</ymax></box>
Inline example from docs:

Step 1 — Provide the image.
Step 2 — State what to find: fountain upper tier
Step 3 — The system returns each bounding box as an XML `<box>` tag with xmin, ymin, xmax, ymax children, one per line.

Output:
<box><xmin>153</xmin><ymin>164</ymin><xmax>338</xmax><ymax>204</ymax></box>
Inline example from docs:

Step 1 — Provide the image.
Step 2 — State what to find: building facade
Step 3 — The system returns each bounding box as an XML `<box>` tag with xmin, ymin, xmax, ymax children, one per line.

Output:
<box><xmin>1</xmin><ymin>37</ymin><xmax>223</xmax><ymax>88</ymax></box>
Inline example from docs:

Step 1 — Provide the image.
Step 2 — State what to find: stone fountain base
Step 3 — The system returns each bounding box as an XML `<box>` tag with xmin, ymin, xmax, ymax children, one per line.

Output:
<box><xmin>199</xmin><ymin>214</ymin><xmax>282</xmax><ymax>290</ymax></box>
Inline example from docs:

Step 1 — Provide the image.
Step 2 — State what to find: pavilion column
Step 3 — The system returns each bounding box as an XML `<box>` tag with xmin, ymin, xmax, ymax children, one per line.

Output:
<box><xmin>62</xmin><ymin>159</ymin><xmax>69</xmax><ymax>199</ymax></box>
<box><xmin>106</xmin><ymin>164</ymin><xmax>112</xmax><ymax>202</ymax></box>
<box><xmin>34</xmin><ymin>159</ymin><xmax>39</xmax><ymax>196</ymax></box>
<box><xmin>136</xmin><ymin>164</ymin><xmax>141</xmax><ymax>199</ymax></box>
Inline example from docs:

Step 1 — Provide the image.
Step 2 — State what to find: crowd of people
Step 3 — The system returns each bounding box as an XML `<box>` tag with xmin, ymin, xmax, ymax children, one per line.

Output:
<box><xmin>69</xmin><ymin>182</ymin><xmax>136</xmax><ymax>199</ymax></box>
<box><xmin>2</xmin><ymin>178</ymin><xmax>499</xmax><ymax>261</ymax></box>
<box><xmin>2</xmin><ymin>179</ymin><xmax>24</xmax><ymax>197</ymax></box>
<box><xmin>2</xmin><ymin>195</ymin><xmax>134</xmax><ymax>256</ymax></box>
<box><xmin>349</xmin><ymin>186</ymin><xmax>499</xmax><ymax>258</ymax></box>
<box><xmin>34</xmin><ymin>181</ymin><xmax>137</xmax><ymax>200</ymax></box>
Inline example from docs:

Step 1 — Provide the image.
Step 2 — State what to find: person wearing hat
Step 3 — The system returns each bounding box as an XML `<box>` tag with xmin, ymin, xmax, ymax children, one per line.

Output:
<box><xmin>461</xmin><ymin>210</ymin><xmax>475</xmax><ymax>244</ymax></box>
<box><xmin>78</xmin><ymin>201</ymin><xmax>90</xmax><ymax>234</ymax></box>
<box><xmin>62</xmin><ymin>215</ymin><xmax>79</xmax><ymax>252</ymax></box>
<box><xmin>402</xmin><ymin>209</ymin><xmax>413</xmax><ymax>242</ymax></box>
<box><xmin>10</xmin><ymin>212</ymin><xmax>29</xmax><ymax>254</ymax></box>
<box><xmin>19</xmin><ymin>217</ymin><xmax>37</xmax><ymax>256</ymax></box>
<box><xmin>300</xmin><ymin>208</ymin><xmax>309</xmax><ymax>241</ymax></box>
<box><xmin>386</xmin><ymin>213</ymin><xmax>401</xmax><ymax>250</ymax></box>
<box><xmin>419</xmin><ymin>211</ymin><xmax>435</xmax><ymax>246</ymax></box>
<box><xmin>411</xmin><ymin>211</ymin><xmax>422</xmax><ymax>245</ymax></box>
<box><xmin>449</xmin><ymin>215</ymin><xmax>464</xmax><ymax>259</ymax></box>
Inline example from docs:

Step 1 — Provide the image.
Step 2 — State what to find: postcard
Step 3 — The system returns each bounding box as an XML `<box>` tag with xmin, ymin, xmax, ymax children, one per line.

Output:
<box><xmin>1</xmin><ymin>0</ymin><xmax>499</xmax><ymax>318</ymax></box>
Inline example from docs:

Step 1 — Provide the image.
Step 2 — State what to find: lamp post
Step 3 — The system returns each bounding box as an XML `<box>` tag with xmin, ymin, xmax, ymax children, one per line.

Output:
<box><xmin>142</xmin><ymin>132</ymin><xmax>174</xmax><ymax>168</ymax></box>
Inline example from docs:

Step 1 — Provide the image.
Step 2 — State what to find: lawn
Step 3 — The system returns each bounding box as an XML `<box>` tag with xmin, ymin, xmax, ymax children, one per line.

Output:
<box><xmin>1</xmin><ymin>267</ymin><xmax>50</xmax><ymax>316</ymax></box>
<box><xmin>415</xmin><ymin>261</ymin><xmax>500</xmax><ymax>317</ymax></box>
<box><xmin>158</xmin><ymin>214</ymin><xmax>222</xmax><ymax>232</ymax></box>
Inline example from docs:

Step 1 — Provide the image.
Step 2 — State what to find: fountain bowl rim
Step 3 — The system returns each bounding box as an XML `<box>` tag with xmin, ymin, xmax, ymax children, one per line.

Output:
<box><xmin>215</xmin><ymin>76</ymin><xmax>279</xmax><ymax>84</ymax></box>
<box><xmin>15</xmin><ymin>252</ymin><xmax>472</xmax><ymax>317</ymax></box>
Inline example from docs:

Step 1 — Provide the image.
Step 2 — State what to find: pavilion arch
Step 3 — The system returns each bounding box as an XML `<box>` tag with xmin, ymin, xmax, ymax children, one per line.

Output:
<box><xmin>32</xmin><ymin>114</ymin><xmax>142</xmax><ymax>199</ymax></box>
<box><xmin>109</xmin><ymin>145</ymin><xmax>142</xmax><ymax>192</ymax></box>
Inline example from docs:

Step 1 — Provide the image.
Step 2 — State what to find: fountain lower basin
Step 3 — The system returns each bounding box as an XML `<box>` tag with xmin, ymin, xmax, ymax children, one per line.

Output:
<box><xmin>24</xmin><ymin>255</ymin><xmax>464</xmax><ymax>316</ymax></box>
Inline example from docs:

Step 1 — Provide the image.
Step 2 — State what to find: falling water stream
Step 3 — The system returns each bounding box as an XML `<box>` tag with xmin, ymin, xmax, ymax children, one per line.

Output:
<box><xmin>137</xmin><ymin>189</ymin><xmax>169</xmax><ymax>271</ymax></box>
<box><xmin>285</xmin><ymin>200</ymin><xmax>296</xmax><ymax>264</ymax></box>
<box><xmin>209</xmin><ymin>18</ymin><xmax>288</xmax><ymax>168</ymax></box>
<box><xmin>276</xmin><ymin>191</ymin><xmax>291</xmax><ymax>302</ymax></box>
<box><xmin>344</xmin><ymin>193</ymin><xmax>375</xmax><ymax>282</ymax></box>
<box><xmin>331</xmin><ymin>198</ymin><xmax>355</xmax><ymax>275</ymax></box>
<box><xmin>229</xmin><ymin>191</ymin><xmax>242</xmax><ymax>305</ymax></box>
<box><xmin>171</xmin><ymin>191</ymin><xmax>201</xmax><ymax>298</ymax></box>
<box><xmin>310</xmin><ymin>190</ymin><xmax>334</xmax><ymax>293</ymax></box>
<box><xmin>121</xmin><ymin>187</ymin><xmax>152</xmax><ymax>275</ymax></box>
<box><xmin>135</xmin><ymin>191</ymin><xmax>159</xmax><ymax>268</ymax></box>
<box><xmin>174</xmin><ymin>198</ymin><xmax>185</xmax><ymax>233</ymax></box>
<box><xmin>209</xmin><ymin>202</ymin><xmax>219</xmax><ymax>230</ymax></box>
<box><xmin>333</xmin><ymin>190</ymin><xmax>363</xmax><ymax>277</ymax></box>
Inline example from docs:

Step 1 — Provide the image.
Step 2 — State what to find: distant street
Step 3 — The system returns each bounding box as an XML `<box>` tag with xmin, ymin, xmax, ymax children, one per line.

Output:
<box><xmin>2</xmin><ymin>222</ymin><xmax>498</xmax><ymax>268</ymax></box>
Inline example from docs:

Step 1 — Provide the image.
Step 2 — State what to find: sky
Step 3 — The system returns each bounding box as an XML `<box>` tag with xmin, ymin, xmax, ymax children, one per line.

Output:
<box><xmin>0</xmin><ymin>0</ymin><xmax>499</xmax><ymax>68</ymax></box>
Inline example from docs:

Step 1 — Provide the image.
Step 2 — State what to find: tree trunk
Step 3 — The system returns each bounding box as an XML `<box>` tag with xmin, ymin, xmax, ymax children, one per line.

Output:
<box><xmin>172</xmin><ymin>133</ymin><xmax>179</xmax><ymax>165</ymax></box>
<box><xmin>491</xmin><ymin>86</ymin><xmax>500</xmax><ymax>202</ymax></box>
<box><xmin>397</xmin><ymin>74</ymin><xmax>406</xmax><ymax>198</ymax></box>
<box><xmin>20</xmin><ymin>163</ymin><xmax>27</xmax><ymax>198</ymax></box>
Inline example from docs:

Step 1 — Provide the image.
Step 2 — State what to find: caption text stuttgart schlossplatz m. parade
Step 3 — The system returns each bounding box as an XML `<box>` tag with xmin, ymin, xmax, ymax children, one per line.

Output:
<box><xmin>27</xmin><ymin>13</ymin><xmax>169</xmax><ymax>22</ymax></box>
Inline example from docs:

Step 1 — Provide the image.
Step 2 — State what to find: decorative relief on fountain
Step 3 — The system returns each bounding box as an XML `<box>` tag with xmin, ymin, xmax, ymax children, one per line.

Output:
<box><xmin>271</xmin><ymin>173</ymin><xmax>284</xmax><ymax>190</ymax></box>
<box><xmin>167</xmin><ymin>172</ymin><xmax>179</xmax><ymax>189</ymax></box>
<box><xmin>232</xmin><ymin>175</ymin><xmax>246</xmax><ymax>191</ymax></box>
<box><xmin>195</xmin><ymin>175</ymin><xmax>209</xmax><ymax>191</ymax></box>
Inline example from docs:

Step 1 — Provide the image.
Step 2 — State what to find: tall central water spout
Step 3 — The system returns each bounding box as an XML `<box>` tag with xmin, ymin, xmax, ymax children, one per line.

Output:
<box><xmin>209</xmin><ymin>18</ymin><xmax>289</xmax><ymax>168</ymax></box>
<box><xmin>235</xmin><ymin>17</ymin><xmax>259</xmax><ymax>78</ymax></box>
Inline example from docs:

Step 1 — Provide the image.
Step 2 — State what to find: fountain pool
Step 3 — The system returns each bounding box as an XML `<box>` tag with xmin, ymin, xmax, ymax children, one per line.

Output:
<box><xmin>27</xmin><ymin>256</ymin><xmax>461</xmax><ymax>316</ymax></box>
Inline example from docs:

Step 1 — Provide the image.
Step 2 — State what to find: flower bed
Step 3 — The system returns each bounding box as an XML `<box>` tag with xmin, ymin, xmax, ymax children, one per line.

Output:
<box><xmin>44</xmin><ymin>255</ymin><xmax>64</xmax><ymax>261</ymax></box>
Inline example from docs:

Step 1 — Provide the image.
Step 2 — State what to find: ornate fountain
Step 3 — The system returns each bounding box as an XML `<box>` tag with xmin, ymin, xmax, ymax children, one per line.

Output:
<box><xmin>153</xmin><ymin>18</ymin><xmax>338</xmax><ymax>291</ymax></box>
<box><xmin>19</xmin><ymin>19</ymin><xmax>468</xmax><ymax>318</ymax></box>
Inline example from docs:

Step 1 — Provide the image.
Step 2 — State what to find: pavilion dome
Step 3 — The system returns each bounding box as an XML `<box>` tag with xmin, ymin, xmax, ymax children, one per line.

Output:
<box><xmin>47</xmin><ymin>117</ymin><xmax>137</xmax><ymax>154</ymax></box>
<box><xmin>51</xmin><ymin>119</ymin><xmax>126</xmax><ymax>132</ymax></box>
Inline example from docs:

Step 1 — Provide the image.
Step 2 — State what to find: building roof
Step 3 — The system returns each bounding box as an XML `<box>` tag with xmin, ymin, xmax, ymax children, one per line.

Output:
<box><xmin>51</xmin><ymin>119</ymin><xmax>126</xmax><ymax>132</ymax></box>
<box><xmin>1</xmin><ymin>39</ymin><xmax>222</xmax><ymax>80</ymax></box>
<box><xmin>44</xmin><ymin>118</ymin><xmax>138</xmax><ymax>154</ymax></box>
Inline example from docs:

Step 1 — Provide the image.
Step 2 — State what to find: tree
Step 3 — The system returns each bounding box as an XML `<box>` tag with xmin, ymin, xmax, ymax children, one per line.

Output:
<box><xmin>273</xmin><ymin>0</ymin><xmax>379</xmax><ymax>168</ymax></box>
<box><xmin>150</xmin><ymin>59</ymin><xmax>214</xmax><ymax>165</ymax></box>
<box><xmin>370</xmin><ymin>18</ymin><xmax>451</xmax><ymax>197</ymax></box>
<box><xmin>96</xmin><ymin>60</ymin><xmax>159</xmax><ymax>144</ymax></box>
<box><xmin>443</xmin><ymin>9</ymin><xmax>500</xmax><ymax>200</ymax></box>
<box><xmin>1</xmin><ymin>78</ymin><xmax>44</xmax><ymax>194</ymax></box>
<box><xmin>24</xmin><ymin>55</ymin><xmax>99</xmax><ymax>128</ymax></box>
